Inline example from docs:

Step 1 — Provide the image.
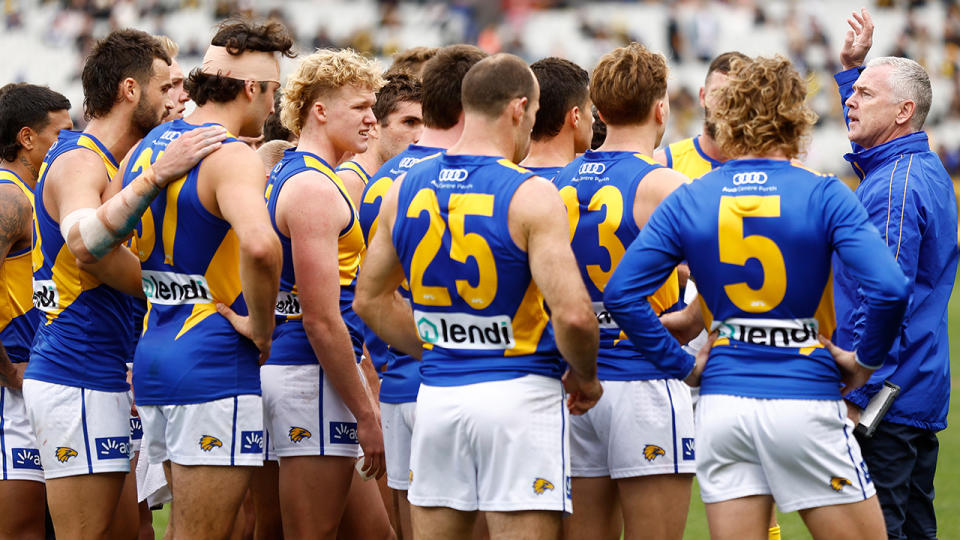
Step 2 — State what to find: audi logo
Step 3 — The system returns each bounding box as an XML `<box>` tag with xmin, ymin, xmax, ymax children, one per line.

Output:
<box><xmin>399</xmin><ymin>157</ymin><xmax>419</xmax><ymax>168</ymax></box>
<box><xmin>732</xmin><ymin>171</ymin><xmax>768</xmax><ymax>185</ymax></box>
<box><xmin>438</xmin><ymin>168</ymin><xmax>469</xmax><ymax>182</ymax></box>
<box><xmin>578</xmin><ymin>162</ymin><xmax>606</xmax><ymax>175</ymax></box>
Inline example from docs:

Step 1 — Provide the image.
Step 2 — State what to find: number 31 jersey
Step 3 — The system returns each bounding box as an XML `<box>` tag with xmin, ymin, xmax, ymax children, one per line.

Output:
<box><xmin>392</xmin><ymin>154</ymin><xmax>561</xmax><ymax>386</ymax></box>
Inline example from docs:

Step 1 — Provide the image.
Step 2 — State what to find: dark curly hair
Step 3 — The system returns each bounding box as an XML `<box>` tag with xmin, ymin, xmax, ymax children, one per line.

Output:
<box><xmin>185</xmin><ymin>19</ymin><xmax>296</xmax><ymax>106</ymax></box>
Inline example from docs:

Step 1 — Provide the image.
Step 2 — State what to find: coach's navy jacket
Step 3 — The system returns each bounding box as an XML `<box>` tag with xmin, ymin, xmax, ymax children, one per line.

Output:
<box><xmin>833</xmin><ymin>67</ymin><xmax>959</xmax><ymax>431</ymax></box>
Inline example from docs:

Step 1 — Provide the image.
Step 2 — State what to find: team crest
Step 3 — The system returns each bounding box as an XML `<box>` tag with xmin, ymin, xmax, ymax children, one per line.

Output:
<box><xmin>830</xmin><ymin>476</ymin><xmax>852</xmax><ymax>492</ymax></box>
<box><xmin>533</xmin><ymin>478</ymin><xmax>555</xmax><ymax>495</ymax></box>
<box><xmin>199</xmin><ymin>435</ymin><xmax>223</xmax><ymax>452</ymax></box>
<box><xmin>289</xmin><ymin>427</ymin><xmax>312</xmax><ymax>443</ymax></box>
<box><xmin>643</xmin><ymin>444</ymin><xmax>665</xmax><ymax>461</ymax></box>
<box><xmin>55</xmin><ymin>447</ymin><xmax>78</xmax><ymax>463</ymax></box>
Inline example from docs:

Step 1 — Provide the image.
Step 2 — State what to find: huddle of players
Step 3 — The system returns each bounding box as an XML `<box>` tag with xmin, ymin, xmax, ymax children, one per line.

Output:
<box><xmin>0</xmin><ymin>14</ymin><xmax>911</xmax><ymax>540</ymax></box>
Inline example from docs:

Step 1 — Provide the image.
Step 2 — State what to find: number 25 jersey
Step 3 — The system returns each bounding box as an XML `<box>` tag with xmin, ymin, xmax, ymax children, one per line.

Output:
<box><xmin>392</xmin><ymin>154</ymin><xmax>561</xmax><ymax>386</ymax></box>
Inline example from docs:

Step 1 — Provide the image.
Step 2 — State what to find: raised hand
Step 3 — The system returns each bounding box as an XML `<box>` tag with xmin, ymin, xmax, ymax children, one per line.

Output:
<box><xmin>841</xmin><ymin>8</ymin><xmax>874</xmax><ymax>70</ymax></box>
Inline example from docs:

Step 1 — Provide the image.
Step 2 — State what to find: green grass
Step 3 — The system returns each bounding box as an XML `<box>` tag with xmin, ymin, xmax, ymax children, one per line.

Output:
<box><xmin>152</xmin><ymin>276</ymin><xmax>960</xmax><ymax>539</ymax></box>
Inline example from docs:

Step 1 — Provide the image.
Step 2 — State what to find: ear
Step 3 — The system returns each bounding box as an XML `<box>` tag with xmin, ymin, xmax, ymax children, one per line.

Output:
<box><xmin>654</xmin><ymin>99</ymin><xmax>667</xmax><ymax>125</ymax></box>
<box><xmin>896</xmin><ymin>100</ymin><xmax>916</xmax><ymax>127</ymax></box>
<box><xmin>513</xmin><ymin>97</ymin><xmax>528</xmax><ymax>124</ymax></box>
<box><xmin>569</xmin><ymin>106</ymin><xmax>581</xmax><ymax>129</ymax></box>
<box><xmin>244</xmin><ymin>80</ymin><xmax>258</xmax><ymax>101</ymax></box>
<box><xmin>16</xmin><ymin>126</ymin><xmax>35</xmax><ymax>152</ymax></box>
<box><xmin>698</xmin><ymin>86</ymin><xmax>706</xmax><ymax>108</ymax></box>
<box><xmin>312</xmin><ymin>100</ymin><xmax>328</xmax><ymax>124</ymax></box>
<box><xmin>120</xmin><ymin>77</ymin><xmax>139</xmax><ymax>104</ymax></box>
<box><xmin>368</xmin><ymin>122</ymin><xmax>380</xmax><ymax>140</ymax></box>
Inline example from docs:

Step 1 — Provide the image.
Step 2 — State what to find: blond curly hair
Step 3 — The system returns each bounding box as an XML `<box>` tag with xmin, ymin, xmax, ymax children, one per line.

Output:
<box><xmin>710</xmin><ymin>55</ymin><xmax>817</xmax><ymax>160</ymax></box>
<box><xmin>280</xmin><ymin>48</ymin><xmax>385</xmax><ymax>136</ymax></box>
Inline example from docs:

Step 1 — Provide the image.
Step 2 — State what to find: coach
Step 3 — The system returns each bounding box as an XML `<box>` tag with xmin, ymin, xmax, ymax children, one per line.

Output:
<box><xmin>833</xmin><ymin>9</ymin><xmax>959</xmax><ymax>539</ymax></box>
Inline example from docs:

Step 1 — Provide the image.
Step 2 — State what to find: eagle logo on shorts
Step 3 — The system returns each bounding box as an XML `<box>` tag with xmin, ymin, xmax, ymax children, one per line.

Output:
<box><xmin>199</xmin><ymin>435</ymin><xmax>223</xmax><ymax>452</ymax></box>
<box><xmin>643</xmin><ymin>444</ymin><xmax>666</xmax><ymax>461</ymax></box>
<box><xmin>55</xmin><ymin>447</ymin><xmax>78</xmax><ymax>463</ymax></box>
<box><xmin>533</xmin><ymin>478</ymin><xmax>555</xmax><ymax>495</ymax></box>
<box><xmin>288</xmin><ymin>427</ymin><xmax>312</xmax><ymax>443</ymax></box>
<box><xmin>830</xmin><ymin>476</ymin><xmax>852</xmax><ymax>492</ymax></box>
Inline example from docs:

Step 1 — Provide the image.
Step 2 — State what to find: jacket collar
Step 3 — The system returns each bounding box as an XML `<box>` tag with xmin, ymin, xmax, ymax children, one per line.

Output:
<box><xmin>844</xmin><ymin>131</ymin><xmax>929</xmax><ymax>180</ymax></box>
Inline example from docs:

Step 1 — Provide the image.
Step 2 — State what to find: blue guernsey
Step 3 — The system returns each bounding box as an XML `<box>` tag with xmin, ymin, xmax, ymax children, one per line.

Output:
<box><xmin>604</xmin><ymin>158</ymin><xmax>908</xmax><ymax>399</ymax></box>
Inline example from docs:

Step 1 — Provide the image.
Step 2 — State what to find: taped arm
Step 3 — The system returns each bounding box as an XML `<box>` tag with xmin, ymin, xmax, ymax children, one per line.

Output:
<box><xmin>65</xmin><ymin>125</ymin><xmax>227</xmax><ymax>263</ymax></box>
<box><xmin>604</xmin><ymin>196</ymin><xmax>695</xmax><ymax>379</ymax></box>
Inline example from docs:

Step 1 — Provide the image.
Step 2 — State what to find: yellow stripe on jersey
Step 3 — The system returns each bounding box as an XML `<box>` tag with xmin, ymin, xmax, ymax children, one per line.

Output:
<box><xmin>175</xmin><ymin>228</ymin><xmax>242</xmax><ymax>340</ymax></box>
<box><xmin>77</xmin><ymin>136</ymin><xmax>118</xmax><ymax>178</ymax></box>
<box><xmin>632</xmin><ymin>153</ymin><xmax>659</xmax><ymax>166</ymax></box>
<box><xmin>338</xmin><ymin>161</ymin><xmax>370</xmax><ymax>184</ymax></box>
<box><xmin>162</xmin><ymin>178</ymin><xmax>186</xmax><ymax>265</ymax></box>
<box><xmin>0</xmin><ymin>172</ymin><xmax>34</xmax><ymax>331</ymax></box>
<box><xmin>496</xmin><ymin>159</ymin><xmax>531</xmax><ymax>174</ymax></box>
<box><xmin>504</xmin><ymin>280</ymin><xmax>550</xmax><ymax>357</ymax></box>
<box><xmin>303</xmin><ymin>155</ymin><xmax>366</xmax><ymax>286</ymax></box>
<box><xmin>666</xmin><ymin>137</ymin><xmax>715</xmax><ymax>180</ymax></box>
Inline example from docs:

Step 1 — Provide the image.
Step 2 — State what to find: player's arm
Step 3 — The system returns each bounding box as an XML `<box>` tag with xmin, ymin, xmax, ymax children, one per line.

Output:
<box><xmin>604</xmin><ymin>194</ymin><xmax>699</xmax><ymax>382</ymax></box>
<box><xmin>207</xmin><ymin>144</ymin><xmax>282</xmax><ymax>363</ymax></box>
<box><xmin>511</xmin><ymin>177</ymin><xmax>601</xmax><ymax>414</ymax></box>
<box><xmin>0</xmin><ymin>184</ymin><xmax>32</xmax><ymax>389</ymax></box>
<box><xmin>633</xmin><ymin>167</ymin><xmax>688</xmax><ymax>228</ymax></box>
<box><xmin>336</xmin><ymin>167</ymin><xmax>366</xmax><ymax>208</ymax></box>
<box><xmin>281</xmin><ymin>172</ymin><xmax>384</xmax><ymax>478</ymax></box>
<box><xmin>353</xmin><ymin>176</ymin><xmax>423</xmax><ymax>359</ymax></box>
<box><xmin>62</xmin><ymin>126</ymin><xmax>227</xmax><ymax>263</ymax></box>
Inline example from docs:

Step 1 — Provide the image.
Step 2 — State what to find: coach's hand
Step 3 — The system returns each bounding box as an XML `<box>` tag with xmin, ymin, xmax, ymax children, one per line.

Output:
<box><xmin>217</xmin><ymin>302</ymin><xmax>273</xmax><ymax>364</ymax></box>
<box><xmin>153</xmin><ymin>126</ymin><xmax>228</xmax><ymax>187</ymax></box>
<box><xmin>356</xmin><ymin>415</ymin><xmax>386</xmax><ymax>480</ymax></box>
<box><xmin>684</xmin><ymin>331</ymin><xmax>716</xmax><ymax>387</ymax></box>
<box><xmin>819</xmin><ymin>334</ymin><xmax>873</xmax><ymax>395</ymax></box>
<box><xmin>841</xmin><ymin>8</ymin><xmax>874</xmax><ymax>70</ymax></box>
<box><xmin>562</xmin><ymin>370</ymin><xmax>602</xmax><ymax>415</ymax></box>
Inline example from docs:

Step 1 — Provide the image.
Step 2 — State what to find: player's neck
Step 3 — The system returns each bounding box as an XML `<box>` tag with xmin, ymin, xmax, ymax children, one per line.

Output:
<box><xmin>352</xmin><ymin>143</ymin><xmax>383</xmax><ymax>175</ymax></box>
<box><xmin>0</xmin><ymin>156</ymin><xmax>39</xmax><ymax>188</ymax></box>
<box><xmin>295</xmin><ymin>125</ymin><xmax>342</xmax><ymax>167</ymax></box>
<box><xmin>417</xmin><ymin>124</ymin><xmax>463</xmax><ymax>150</ymax></box>
<box><xmin>520</xmin><ymin>136</ymin><xmax>574</xmax><ymax>169</ymax></box>
<box><xmin>447</xmin><ymin>115</ymin><xmax>515</xmax><ymax>160</ymax></box>
<box><xmin>597</xmin><ymin>124</ymin><xmax>658</xmax><ymax>156</ymax></box>
<box><xmin>83</xmin><ymin>114</ymin><xmax>146</xmax><ymax>164</ymax></box>
<box><xmin>697</xmin><ymin>131</ymin><xmax>726</xmax><ymax>162</ymax></box>
<box><xmin>185</xmin><ymin>103</ymin><xmax>246</xmax><ymax>141</ymax></box>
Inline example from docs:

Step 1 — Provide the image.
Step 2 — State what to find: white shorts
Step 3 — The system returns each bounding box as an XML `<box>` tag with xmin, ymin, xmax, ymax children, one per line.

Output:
<box><xmin>139</xmin><ymin>394</ymin><xmax>264</xmax><ymax>467</ymax></box>
<box><xmin>0</xmin><ymin>387</ymin><xmax>44</xmax><ymax>482</ymax></box>
<box><xmin>408</xmin><ymin>375</ymin><xmax>571</xmax><ymax>513</ymax></box>
<box><xmin>381</xmin><ymin>401</ymin><xmax>416</xmax><ymax>490</ymax></box>
<box><xmin>696</xmin><ymin>394</ymin><xmax>875</xmax><ymax>512</ymax></box>
<box><xmin>22</xmin><ymin>380</ymin><xmax>132</xmax><ymax>479</ymax></box>
<box><xmin>261</xmin><ymin>364</ymin><xmax>361</xmax><ymax>460</ymax></box>
<box><xmin>570</xmin><ymin>379</ymin><xmax>695</xmax><ymax>478</ymax></box>
<box><xmin>129</xmin><ymin>414</ymin><xmax>143</xmax><ymax>456</ymax></box>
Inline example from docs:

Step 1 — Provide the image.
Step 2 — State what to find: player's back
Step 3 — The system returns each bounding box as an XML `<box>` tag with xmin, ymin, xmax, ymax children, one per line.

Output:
<box><xmin>555</xmin><ymin>150</ymin><xmax>679</xmax><ymax>380</ymax></box>
<box><xmin>28</xmin><ymin>130</ymin><xmax>133</xmax><ymax>392</ymax></box>
<box><xmin>123</xmin><ymin>119</ymin><xmax>258</xmax><ymax>405</ymax></box>
<box><xmin>663</xmin><ymin>158</ymin><xmax>868</xmax><ymax>399</ymax></box>
<box><xmin>664</xmin><ymin>136</ymin><xmax>719</xmax><ymax>180</ymax></box>
<box><xmin>0</xmin><ymin>169</ymin><xmax>40</xmax><ymax>363</ymax></box>
<box><xmin>359</xmin><ymin>144</ymin><xmax>441</xmax><ymax>402</ymax></box>
<box><xmin>267</xmin><ymin>149</ymin><xmax>366</xmax><ymax>364</ymax></box>
<box><xmin>392</xmin><ymin>153</ymin><xmax>561</xmax><ymax>385</ymax></box>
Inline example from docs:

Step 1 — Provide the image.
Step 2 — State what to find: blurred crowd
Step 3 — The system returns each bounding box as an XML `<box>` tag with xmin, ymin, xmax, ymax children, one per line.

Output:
<box><xmin>5</xmin><ymin>0</ymin><xmax>960</xmax><ymax>178</ymax></box>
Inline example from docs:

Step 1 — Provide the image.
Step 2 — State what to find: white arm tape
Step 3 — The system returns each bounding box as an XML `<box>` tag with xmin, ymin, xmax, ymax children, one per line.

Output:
<box><xmin>61</xmin><ymin>207</ymin><xmax>115</xmax><ymax>260</ymax></box>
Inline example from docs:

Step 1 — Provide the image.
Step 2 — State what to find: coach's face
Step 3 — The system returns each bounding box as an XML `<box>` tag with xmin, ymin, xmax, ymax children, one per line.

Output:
<box><xmin>845</xmin><ymin>64</ymin><xmax>903</xmax><ymax>149</ymax></box>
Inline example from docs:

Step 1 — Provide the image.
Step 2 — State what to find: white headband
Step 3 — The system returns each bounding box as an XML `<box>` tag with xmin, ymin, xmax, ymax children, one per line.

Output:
<box><xmin>200</xmin><ymin>45</ymin><xmax>280</xmax><ymax>84</ymax></box>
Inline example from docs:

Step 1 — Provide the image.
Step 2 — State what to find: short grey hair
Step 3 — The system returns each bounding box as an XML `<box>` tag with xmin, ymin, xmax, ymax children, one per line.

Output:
<box><xmin>867</xmin><ymin>56</ymin><xmax>932</xmax><ymax>130</ymax></box>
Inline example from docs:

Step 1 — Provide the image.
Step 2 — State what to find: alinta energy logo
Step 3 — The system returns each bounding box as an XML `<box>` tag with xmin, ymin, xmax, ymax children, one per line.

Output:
<box><xmin>141</xmin><ymin>271</ymin><xmax>212</xmax><ymax>305</ymax></box>
<box><xmin>96</xmin><ymin>437</ymin><xmax>130</xmax><ymax>460</ymax></box>
<box><xmin>413</xmin><ymin>311</ymin><xmax>515</xmax><ymax>350</ymax></box>
<box><xmin>240</xmin><ymin>431</ymin><xmax>264</xmax><ymax>454</ymax></box>
<box><xmin>12</xmin><ymin>448</ymin><xmax>42</xmax><ymax>470</ymax></box>
<box><xmin>330</xmin><ymin>422</ymin><xmax>359</xmax><ymax>444</ymax></box>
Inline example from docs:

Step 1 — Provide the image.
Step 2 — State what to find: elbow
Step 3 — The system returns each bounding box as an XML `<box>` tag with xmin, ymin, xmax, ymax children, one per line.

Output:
<box><xmin>352</xmin><ymin>293</ymin><xmax>371</xmax><ymax>325</ymax></box>
<box><xmin>602</xmin><ymin>276</ymin><xmax>629</xmax><ymax>314</ymax></box>
<box><xmin>241</xmin><ymin>229</ymin><xmax>281</xmax><ymax>269</ymax></box>
<box><xmin>554</xmin><ymin>305</ymin><xmax>598</xmax><ymax>340</ymax></box>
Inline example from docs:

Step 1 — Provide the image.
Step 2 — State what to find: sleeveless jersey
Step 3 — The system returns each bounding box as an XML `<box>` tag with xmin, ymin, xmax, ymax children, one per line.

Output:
<box><xmin>26</xmin><ymin>130</ymin><xmax>133</xmax><ymax>392</ymax></box>
<box><xmin>613</xmin><ymin>158</ymin><xmax>905</xmax><ymax>399</ymax></box>
<box><xmin>335</xmin><ymin>160</ymin><xmax>371</xmax><ymax>187</ymax></box>
<box><xmin>664</xmin><ymin>136</ymin><xmax>721</xmax><ymax>180</ymax></box>
<box><xmin>122</xmin><ymin>119</ymin><xmax>258</xmax><ymax>405</ymax></box>
<box><xmin>0</xmin><ymin>170</ymin><xmax>40</xmax><ymax>363</ymax></box>
<box><xmin>359</xmin><ymin>144</ymin><xmax>441</xmax><ymax>403</ymax></box>
<box><xmin>266</xmin><ymin>150</ymin><xmax>366</xmax><ymax>365</ymax></box>
<box><xmin>524</xmin><ymin>165</ymin><xmax>563</xmax><ymax>183</ymax></box>
<box><xmin>393</xmin><ymin>153</ymin><xmax>562</xmax><ymax>386</ymax></box>
<box><xmin>555</xmin><ymin>151</ymin><xmax>680</xmax><ymax>380</ymax></box>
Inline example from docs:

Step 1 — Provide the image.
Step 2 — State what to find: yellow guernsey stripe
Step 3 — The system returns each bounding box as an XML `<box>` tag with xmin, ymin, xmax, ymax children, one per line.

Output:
<box><xmin>162</xmin><ymin>178</ymin><xmax>186</xmax><ymax>265</ymax></box>
<box><xmin>496</xmin><ymin>159</ymin><xmax>531</xmax><ymax>174</ymax></box>
<box><xmin>505</xmin><ymin>281</ymin><xmax>549</xmax><ymax>357</ymax></box>
<box><xmin>77</xmin><ymin>136</ymin><xmax>117</xmax><ymax>177</ymax></box>
<box><xmin>176</xmin><ymin>229</ymin><xmax>242</xmax><ymax>340</ymax></box>
<box><xmin>338</xmin><ymin>161</ymin><xmax>369</xmax><ymax>184</ymax></box>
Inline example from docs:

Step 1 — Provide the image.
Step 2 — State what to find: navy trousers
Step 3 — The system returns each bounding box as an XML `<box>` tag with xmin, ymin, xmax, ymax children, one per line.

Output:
<box><xmin>856</xmin><ymin>421</ymin><xmax>939</xmax><ymax>540</ymax></box>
